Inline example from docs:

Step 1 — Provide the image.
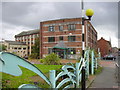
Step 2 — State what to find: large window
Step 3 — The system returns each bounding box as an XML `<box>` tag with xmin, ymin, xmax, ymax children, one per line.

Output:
<box><xmin>48</xmin><ymin>26</ymin><xmax>54</xmax><ymax>32</ymax></box>
<box><xmin>48</xmin><ymin>37</ymin><xmax>55</xmax><ymax>42</ymax></box>
<box><xmin>68</xmin><ymin>24</ymin><xmax>76</xmax><ymax>30</ymax></box>
<box><xmin>59</xmin><ymin>36</ymin><xmax>63</xmax><ymax>41</ymax></box>
<box><xmin>68</xmin><ymin>36</ymin><xmax>76</xmax><ymax>42</ymax></box>
<box><xmin>59</xmin><ymin>26</ymin><xmax>64</xmax><ymax>31</ymax></box>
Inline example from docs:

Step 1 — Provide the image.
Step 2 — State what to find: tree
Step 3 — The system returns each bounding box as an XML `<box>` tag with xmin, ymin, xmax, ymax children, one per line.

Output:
<box><xmin>30</xmin><ymin>37</ymin><xmax>40</xmax><ymax>59</ymax></box>
<box><xmin>0</xmin><ymin>44</ymin><xmax>6</xmax><ymax>52</ymax></box>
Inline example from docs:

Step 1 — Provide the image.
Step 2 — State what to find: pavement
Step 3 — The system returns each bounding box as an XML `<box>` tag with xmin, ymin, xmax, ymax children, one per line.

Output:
<box><xmin>90</xmin><ymin>60</ymin><xmax>119</xmax><ymax>88</ymax></box>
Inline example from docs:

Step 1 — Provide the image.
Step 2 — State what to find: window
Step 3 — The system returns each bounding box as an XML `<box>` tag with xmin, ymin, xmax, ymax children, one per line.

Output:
<box><xmin>23</xmin><ymin>48</ymin><xmax>26</xmax><ymax>50</ymax></box>
<box><xmin>68</xmin><ymin>48</ymin><xmax>76</xmax><ymax>54</ymax></box>
<box><xmin>68</xmin><ymin>36</ymin><xmax>76</xmax><ymax>42</ymax></box>
<box><xmin>48</xmin><ymin>26</ymin><xmax>54</xmax><ymax>32</ymax></box>
<box><xmin>14</xmin><ymin>47</ymin><xmax>17</xmax><ymax>49</ymax></box>
<box><xmin>59</xmin><ymin>26</ymin><xmax>64</xmax><ymax>31</ymax></box>
<box><xmin>48</xmin><ymin>48</ymin><xmax>52</xmax><ymax>54</ymax></box>
<box><xmin>48</xmin><ymin>37</ymin><xmax>55</xmax><ymax>42</ymax></box>
<box><xmin>59</xmin><ymin>36</ymin><xmax>63</xmax><ymax>41</ymax></box>
<box><xmin>18</xmin><ymin>47</ymin><xmax>21</xmax><ymax>49</ymax></box>
<box><xmin>68</xmin><ymin>24</ymin><xmax>75</xmax><ymax>30</ymax></box>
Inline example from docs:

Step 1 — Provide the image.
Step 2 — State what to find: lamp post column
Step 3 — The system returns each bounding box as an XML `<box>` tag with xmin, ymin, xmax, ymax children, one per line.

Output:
<box><xmin>81</xmin><ymin>0</ymin><xmax>86</xmax><ymax>90</ymax></box>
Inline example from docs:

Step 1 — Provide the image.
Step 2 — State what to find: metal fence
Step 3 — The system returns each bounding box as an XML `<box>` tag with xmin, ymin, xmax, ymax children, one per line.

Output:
<box><xmin>0</xmin><ymin>49</ymin><xmax>101</xmax><ymax>89</ymax></box>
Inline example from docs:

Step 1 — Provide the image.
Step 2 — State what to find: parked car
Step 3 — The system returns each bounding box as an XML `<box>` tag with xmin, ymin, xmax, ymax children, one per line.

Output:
<box><xmin>118</xmin><ymin>51</ymin><xmax>120</xmax><ymax>56</ymax></box>
<box><xmin>24</xmin><ymin>56</ymin><xmax>28</xmax><ymax>59</ymax></box>
<box><xmin>103</xmin><ymin>54</ymin><xmax>116</xmax><ymax>60</ymax></box>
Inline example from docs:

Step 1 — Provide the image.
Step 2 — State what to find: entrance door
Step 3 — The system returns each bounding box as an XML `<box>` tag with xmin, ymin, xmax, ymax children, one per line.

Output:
<box><xmin>58</xmin><ymin>51</ymin><xmax>64</xmax><ymax>59</ymax></box>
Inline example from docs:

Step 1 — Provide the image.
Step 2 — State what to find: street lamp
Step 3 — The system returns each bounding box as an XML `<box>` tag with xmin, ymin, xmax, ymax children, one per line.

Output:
<box><xmin>86</xmin><ymin>9</ymin><xmax>94</xmax><ymax>20</ymax></box>
<box><xmin>81</xmin><ymin>1</ymin><xmax>94</xmax><ymax>90</ymax></box>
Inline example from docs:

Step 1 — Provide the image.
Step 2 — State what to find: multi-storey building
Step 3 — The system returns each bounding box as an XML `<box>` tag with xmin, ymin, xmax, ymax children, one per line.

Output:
<box><xmin>40</xmin><ymin>18</ymin><xmax>97</xmax><ymax>59</ymax></box>
<box><xmin>4</xmin><ymin>40</ymin><xmax>27</xmax><ymax>57</ymax></box>
<box><xmin>97</xmin><ymin>37</ymin><xmax>112</xmax><ymax>57</ymax></box>
<box><xmin>15</xmin><ymin>29</ymin><xmax>39</xmax><ymax>55</ymax></box>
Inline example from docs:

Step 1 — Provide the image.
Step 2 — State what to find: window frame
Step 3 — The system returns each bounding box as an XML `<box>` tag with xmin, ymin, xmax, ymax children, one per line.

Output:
<box><xmin>59</xmin><ymin>36</ymin><xmax>63</xmax><ymax>41</ymax></box>
<box><xmin>48</xmin><ymin>37</ymin><xmax>55</xmax><ymax>42</ymax></box>
<box><xmin>68</xmin><ymin>24</ymin><xmax>76</xmax><ymax>30</ymax></box>
<box><xmin>59</xmin><ymin>26</ymin><xmax>64</xmax><ymax>31</ymax></box>
<box><xmin>68</xmin><ymin>36</ymin><xmax>76</xmax><ymax>42</ymax></box>
<box><xmin>48</xmin><ymin>26</ymin><xmax>55</xmax><ymax>32</ymax></box>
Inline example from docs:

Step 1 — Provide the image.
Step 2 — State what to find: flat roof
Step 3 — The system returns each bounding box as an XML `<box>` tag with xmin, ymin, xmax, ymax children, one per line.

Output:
<box><xmin>15</xmin><ymin>29</ymin><xmax>39</xmax><ymax>37</ymax></box>
<box><xmin>5</xmin><ymin>40</ymin><xmax>26</xmax><ymax>45</ymax></box>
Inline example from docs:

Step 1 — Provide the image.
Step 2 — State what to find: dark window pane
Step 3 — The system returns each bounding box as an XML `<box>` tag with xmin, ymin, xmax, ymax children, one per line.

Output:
<box><xmin>14</xmin><ymin>47</ymin><xmax>17</xmax><ymax>49</ymax></box>
<box><xmin>48</xmin><ymin>26</ymin><xmax>54</xmax><ymax>32</ymax></box>
<box><xmin>23</xmin><ymin>48</ymin><xmax>26</xmax><ymax>50</ymax></box>
<box><xmin>59</xmin><ymin>36</ymin><xmax>63</xmax><ymax>41</ymax></box>
<box><xmin>48</xmin><ymin>37</ymin><xmax>55</xmax><ymax>42</ymax></box>
<box><xmin>68</xmin><ymin>24</ymin><xmax>76</xmax><ymax>30</ymax></box>
<box><xmin>68</xmin><ymin>36</ymin><xmax>76</xmax><ymax>42</ymax></box>
<box><xmin>59</xmin><ymin>26</ymin><xmax>63</xmax><ymax>31</ymax></box>
<box><xmin>18</xmin><ymin>48</ymin><xmax>21</xmax><ymax>49</ymax></box>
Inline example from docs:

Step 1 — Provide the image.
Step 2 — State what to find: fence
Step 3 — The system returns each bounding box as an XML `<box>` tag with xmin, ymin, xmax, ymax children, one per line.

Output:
<box><xmin>0</xmin><ymin>49</ymin><xmax>101</xmax><ymax>89</ymax></box>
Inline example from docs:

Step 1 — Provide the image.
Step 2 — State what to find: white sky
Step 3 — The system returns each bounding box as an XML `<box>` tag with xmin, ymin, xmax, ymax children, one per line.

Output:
<box><xmin>0</xmin><ymin>0</ymin><xmax>119</xmax><ymax>48</ymax></box>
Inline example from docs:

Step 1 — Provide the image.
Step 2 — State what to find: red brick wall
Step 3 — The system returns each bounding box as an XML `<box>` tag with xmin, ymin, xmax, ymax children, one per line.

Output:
<box><xmin>97</xmin><ymin>37</ymin><xmax>111</xmax><ymax>57</ymax></box>
<box><xmin>40</xmin><ymin>18</ymin><xmax>97</xmax><ymax>58</ymax></box>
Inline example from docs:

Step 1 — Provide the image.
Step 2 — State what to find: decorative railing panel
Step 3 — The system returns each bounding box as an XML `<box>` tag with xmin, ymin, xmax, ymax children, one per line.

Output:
<box><xmin>0</xmin><ymin>49</ymin><xmax>101</xmax><ymax>89</ymax></box>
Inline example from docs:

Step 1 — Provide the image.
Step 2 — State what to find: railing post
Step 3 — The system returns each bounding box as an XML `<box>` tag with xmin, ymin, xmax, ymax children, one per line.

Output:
<box><xmin>87</xmin><ymin>50</ymin><xmax>89</xmax><ymax>78</ymax></box>
<box><xmin>95</xmin><ymin>58</ymin><xmax>98</xmax><ymax>69</ymax></box>
<box><xmin>76</xmin><ymin>63</ymin><xmax>80</xmax><ymax>88</ymax></box>
<box><xmin>91</xmin><ymin>51</ymin><xmax>94</xmax><ymax>75</ymax></box>
<box><xmin>49</xmin><ymin>70</ymin><xmax>56</xmax><ymax>88</ymax></box>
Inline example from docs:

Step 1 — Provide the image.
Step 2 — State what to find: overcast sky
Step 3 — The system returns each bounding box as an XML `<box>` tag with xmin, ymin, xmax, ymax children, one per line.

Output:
<box><xmin>1</xmin><ymin>1</ymin><xmax>119</xmax><ymax>47</ymax></box>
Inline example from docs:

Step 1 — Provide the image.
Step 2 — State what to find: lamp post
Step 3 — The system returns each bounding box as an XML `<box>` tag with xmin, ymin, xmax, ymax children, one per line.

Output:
<box><xmin>81</xmin><ymin>0</ymin><xmax>94</xmax><ymax>90</ymax></box>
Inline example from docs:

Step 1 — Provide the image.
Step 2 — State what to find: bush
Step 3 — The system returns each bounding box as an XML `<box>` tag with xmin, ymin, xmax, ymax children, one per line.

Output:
<box><xmin>43</xmin><ymin>53</ymin><xmax>60</xmax><ymax>65</ymax></box>
<box><xmin>40</xmin><ymin>59</ymin><xmax>44</xmax><ymax>63</ymax></box>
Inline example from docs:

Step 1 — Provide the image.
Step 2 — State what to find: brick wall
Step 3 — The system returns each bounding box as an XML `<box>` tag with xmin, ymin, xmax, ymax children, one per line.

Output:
<box><xmin>97</xmin><ymin>37</ymin><xmax>111</xmax><ymax>57</ymax></box>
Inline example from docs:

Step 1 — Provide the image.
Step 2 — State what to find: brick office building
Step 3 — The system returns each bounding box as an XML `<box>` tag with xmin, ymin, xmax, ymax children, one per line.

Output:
<box><xmin>97</xmin><ymin>37</ymin><xmax>112</xmax><ymax>57</ymax></box>
<box><xmin>15</xmin><ymin>29</ymin><xmax>39</xmax><ymax>56</ymax></box>
<box><xmin>40</xmin><ymin>18</ymin><xmax>97</xmax><ymax>59</ymax></box>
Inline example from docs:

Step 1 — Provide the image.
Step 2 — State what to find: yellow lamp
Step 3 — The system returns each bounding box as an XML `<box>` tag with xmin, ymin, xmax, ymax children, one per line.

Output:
<box><xmin>86</xmin><ymin>9</ymin><xmax>94</xmax><ymax>20</ymax></box>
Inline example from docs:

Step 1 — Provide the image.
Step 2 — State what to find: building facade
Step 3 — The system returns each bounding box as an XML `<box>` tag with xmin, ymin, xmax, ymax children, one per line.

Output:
<box><xmin>4</xmin><ymin>40</ymin><xmax>27</xmax><ymax>57</ymax></box>
<box><xmin>112</xmin><ymin>47</ymin><xmax>118</xmax><ymax>53</ymax></box>
<box><xmin>15</xmin><ymin>29</ymin><xmax>39</xmax><ymax>55</ymax></box>
<box><xmin>97</xmin><ymin>37</ymin><xmax>112</xmax><ymax>57</ymax></box>
<box><xmin>40</xmin><ymin>18</ymin><xmax>97</xmax><ymax>59</ymax></box>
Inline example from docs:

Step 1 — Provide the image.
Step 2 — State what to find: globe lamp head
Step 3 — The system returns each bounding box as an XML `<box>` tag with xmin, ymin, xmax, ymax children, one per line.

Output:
<box><xmin>86</xmin><ymin>9</ymin><xmax>94</xmax><ymax>20</ymax></box>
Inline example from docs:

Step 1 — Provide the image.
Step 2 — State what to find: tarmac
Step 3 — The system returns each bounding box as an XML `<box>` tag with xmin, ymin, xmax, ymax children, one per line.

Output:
<box><xmin>90</xmin><ymin>60</ymin><xmax>119</xmax><ymax>89</ymax></box>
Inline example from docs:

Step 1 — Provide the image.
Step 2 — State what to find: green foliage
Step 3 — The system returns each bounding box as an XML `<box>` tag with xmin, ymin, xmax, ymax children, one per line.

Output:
<box><xmin>43</xmin><ymin>53</ymin><xmax>60</xmax><ymax>65</ymax></box>
<box><xmin>0</xmin><ymin>44</ymin><xmax>6</xmax><ymax>51</ymax></box>
<box><xmin>40</xmin><ymin>59</ymin><xmax>44</xmax><ymax>63</ymax></box>
<box><xmin>31</xmin><ymin>37</ymin><xmax>40</xmax><ymax>59</ymax></box>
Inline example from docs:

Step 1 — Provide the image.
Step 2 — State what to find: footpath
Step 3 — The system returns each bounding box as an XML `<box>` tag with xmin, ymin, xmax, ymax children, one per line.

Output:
<box><xmin>89</xmin><ymin>60</ymin><xmax>118</xmax><ymax>88</ymax></box>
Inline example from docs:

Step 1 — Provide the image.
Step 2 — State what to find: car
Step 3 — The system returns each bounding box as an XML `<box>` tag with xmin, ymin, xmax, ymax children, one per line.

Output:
<box><xmin>118</xmin><ymin>51</ymin><xmax>120</xmax><ymax>56</ymax></box>
<box><xmin>24</xmin><ymin>56</ymin><xmax>28</xmax><ymax>59</ymax></box>
<box><xmin>103</xmin><ymin>54</ymin><xmax>116</xmax><ymax>60</ymax></box>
